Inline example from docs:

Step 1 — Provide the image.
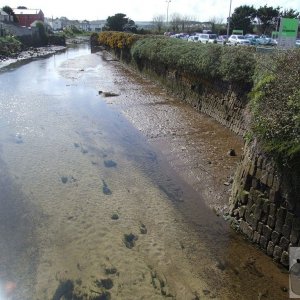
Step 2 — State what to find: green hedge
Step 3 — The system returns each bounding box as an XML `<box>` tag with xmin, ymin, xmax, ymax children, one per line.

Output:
<box><xmin>131</xmin><ymin>37</ymin><xmax>256</xmax><ymax>84</ymax></box>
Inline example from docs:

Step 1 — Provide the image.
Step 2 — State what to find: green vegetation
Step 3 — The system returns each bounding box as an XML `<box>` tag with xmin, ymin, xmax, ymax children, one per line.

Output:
<box><xmin>250</xmin><ymin>50</ymin><xmax>300</xmax><ymax>162</ymax></box>
<box><xmin>0</xmin><ymin>36</ymin><xmax>22</xmax><ymax>56</ymax></box>
<box><xmin>63</xmin><ymin>25</ymin><xmax>91</xmax><ymax>38</ymax></box>
<box><xmin>98</xmin><ymin>32</ymin><xmax>300</xmax><ymax>163</ymax></box>
<box><xmin>131</xmin><ymin>36</ymin><xmax>256</xmax><ymax>84</ymax></box>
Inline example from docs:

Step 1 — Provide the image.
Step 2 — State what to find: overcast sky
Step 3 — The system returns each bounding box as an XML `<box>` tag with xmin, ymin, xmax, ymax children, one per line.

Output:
<box><xmin>2</xmin><ymin>0</ymin><xmax>300</xmax><ymax>21</ymax></box>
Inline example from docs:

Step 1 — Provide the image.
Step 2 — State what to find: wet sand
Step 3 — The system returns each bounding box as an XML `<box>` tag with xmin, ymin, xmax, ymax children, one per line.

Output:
<box><xmin>0</xmin><ymin>46</ymin><xmax>288</xmax><ymax>299</ymax></box>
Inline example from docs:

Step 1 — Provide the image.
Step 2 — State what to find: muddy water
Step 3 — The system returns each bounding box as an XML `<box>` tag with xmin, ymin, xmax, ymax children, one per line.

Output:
<box><xmin>0</xmin><ymin>44</ymin><xmax>288</xmax><ymax>299</ymax></box>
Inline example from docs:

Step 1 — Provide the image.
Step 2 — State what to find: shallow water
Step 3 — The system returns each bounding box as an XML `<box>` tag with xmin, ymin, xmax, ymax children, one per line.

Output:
<box><xmin>0</xmin><ymin>44</ymin><xmax>288</xmax><ymax>299</ymax></box>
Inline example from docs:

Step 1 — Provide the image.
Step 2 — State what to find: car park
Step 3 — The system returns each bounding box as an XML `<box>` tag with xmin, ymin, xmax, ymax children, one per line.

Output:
<box><xmin>197</xmin><ymin>33</ymin><xmax>217</xmax><ymax>44</ymax></box>
<box><xmin>228</xmin><ymin>35</ymin><xmax>251</xmax><ymax>45</ymax></box>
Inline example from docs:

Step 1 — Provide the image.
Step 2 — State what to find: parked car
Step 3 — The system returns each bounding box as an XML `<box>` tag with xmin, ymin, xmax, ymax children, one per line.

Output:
<box><xmin>216</xmin><ymin>35</ymin><xmax>228</xmax><ymax>44</ymax></box>
<box><xmin>228</xmin><ymin>35</ymin><xmax>251</xmax><ymax>45</ymax></box>
<box><xmin>296</xmin><ymin>39</ymin><xmax>300</xmax><ymax>47</ymax></box>
<box><xmin>188</xmin><ymin>35</ymin><xmax>200</xmax><ymax>42</ymax></box>
<box><xmin>244</xmin><ymin>34</ymin><xmax>260</xmax><ymax>45</ymax></box>
<box><xmin>197</xmin><ymin>33</ymin><xmax>217</xmax><ymax>44</ymax></box>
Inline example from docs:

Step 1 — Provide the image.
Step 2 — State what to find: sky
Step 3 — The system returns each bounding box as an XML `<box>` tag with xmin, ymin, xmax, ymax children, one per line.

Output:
<box><xmin>2</xmin><ymin>0</ymin><xmax>300</xmax><ymax>22</ymax></box>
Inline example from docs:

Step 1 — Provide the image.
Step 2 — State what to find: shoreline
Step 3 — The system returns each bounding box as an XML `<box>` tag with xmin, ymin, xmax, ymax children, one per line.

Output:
<box><xmin>0</xmin><ymin>45</ymin><xmax>67</xmax><ymax>69</ymax></box>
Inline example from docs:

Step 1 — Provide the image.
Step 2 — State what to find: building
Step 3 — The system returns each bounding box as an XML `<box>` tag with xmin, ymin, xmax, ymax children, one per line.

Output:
<box><xmin>89</xmin><ymin>20</ymin><xmax>106</xmax><ymax>32</ymax></box>
<box><xmin>13</xmin><ymin>8</ymin><xmax>44</xmax><ymax>27</ymax></box>
<box><xmin>0</xmin><ymin>10</ymin><xmax>13</xmax><ymax>22</ymax></box>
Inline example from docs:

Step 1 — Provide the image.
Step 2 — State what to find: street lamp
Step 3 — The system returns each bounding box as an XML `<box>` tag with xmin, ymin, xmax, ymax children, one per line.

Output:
<box><xmin>166</xmin><ymin>0</ymin><xmax>171</xmax><ymax>26</ymax></box>
<box><xmin>226</xmin><ymin>0</ymin><xmax>232</xmax><ymax>39</ymax></box>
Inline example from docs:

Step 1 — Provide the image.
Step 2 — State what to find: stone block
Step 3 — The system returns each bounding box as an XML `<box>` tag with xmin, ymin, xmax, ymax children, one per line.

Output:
<box><xmin>260</xmin><ymin>170</ymin><xmax>268</xmax><ymax>185</ymax></box>
<box><xmin>266</xmin><ymin>173</ymin><xmax>274</xmax><ymax>188</ymax></box>
<box><xmin>280</xmin><ymin>251</ymin><xmax>289</xmax><ymax>267</ymax></box>
<box><xmin>257</xmin><ymin>156</ymin><xmax>263</xmax><ymax>169</ymax></box>
<box><xmin>238</xmin><ymin>206</ymin><xmax>246</xmax><ymax>219</ymax></box>
<box><xmin>273</xmin><ymin>246</ymin><xmax>283</xmax><ymax>261</ymax></box>
<box><xmin>279</xmin><ymin>236</ymin><xmax>290</xmax><ymax>251</ymax></box>
<box><xmin>240</xmin><ymin>193</ymin><xmax>249</xmax><ymax>205</ymax></box>
<box><xmin>260</xmin><ymin>236</ymin><xmax>268</xmax><ymax>249</ymax></box>
<box><xmin>269</xmin><ymin>203</ymin><xmax>277</xmax><ymax>217</ymax></box>
<box><xmin>267</xmin><ymin>215</ymin><xmax>276</xmax><ymax>228</ymax></box>
<box><xmin>254</xmin><ymin>206</ymin><xmax>262</xmax><ymax>221</ymax></box>
<box><xmin>262</xmin><ymin>225</ymin><xmax>272</xmax><ymax>241</ymax></box>
<box><xmin>253</xmin><ymin>231</ymin><xmax>261</xmax><ymax>244</ymax></box>
<box><xmin>293</xmin><ymin>217</ymin><xmax>300</xmax><ymax>231</ymax></box>
<box><xmin>262</xmin><ymin>200</ymin><xmax>270</xmax><ymax>214</ymax></box>
<box><xmin>249</xmin><ymin>163</ymin><xmax>256</xmax><ymax>176</ymax></box>
<box><xmin>255</xmin><ymin>168</ymin><xmax>262</xmax><ymax>180</ymax></box>
<box><xmin>271</xmin><ymin>231</ymin><xmax>281</xmax><ymax>244</ymax></box>
<box><xmin>277</xmin><ymin>207</ymin><xmax>287</xmax><ymax>220</ymax></box>
<box><xmin>244</xmin><ymin>210</ymin><xmax>251</xmax><ymax>224</ymax></box>
<box><xmin>252</xmin><ymin>178</ymin><xmax>260</xmax><ymax>189</ymax></box>
<box><xmin>282</xmin><ymin>224</ymin><xmax>292</xmax><ymax>239</ymax></box>
<box><xmin>285</xmin><ymin>212</ymin><xmax>294</xmax><ymax>227</ymax></box>
<box><xmin>273</xmin><ymin>176</ymin><xmax>280</xmax><ymax>191</ymax></box>
<box><xmin>257</xmin><ymin>222</ymin><xmax>263</xmax><ymax>234</ymax></box>
<box><xmin>290</xmin><ymin>229</ymin><xmax>300</xmax><ymax>245</ymax></box>
<box><xmin>267</xmin><ymin>241</ymin><xmax>275</xmax><ymax>256</ymax></box>
<box><xmin>275</xmin><ymin>219</ymin><xmax>284</xmax><ymax>234</ymax></box>
<box><xmin>269</xmin><ymin>189</ymin><xmax>280</xmax><ymax>203</ymax></box>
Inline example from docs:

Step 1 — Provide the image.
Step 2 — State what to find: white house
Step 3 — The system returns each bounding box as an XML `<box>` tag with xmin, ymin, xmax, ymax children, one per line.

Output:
<box><xmin>0</xmin><ymin>10</ymin><xmax>13</xmax><ymax>22</ymax></box>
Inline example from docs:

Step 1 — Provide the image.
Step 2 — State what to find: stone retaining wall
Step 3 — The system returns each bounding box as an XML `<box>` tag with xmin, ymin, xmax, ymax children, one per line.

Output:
<box><xmin>138</xmin><ymin>61</ymin><xmax>248</xmax><ymax>136</ymax></box>
<box><xmin>229</xmin><ymin>141</ymin><xmax>300</xmax><ymax>266</ymax></box>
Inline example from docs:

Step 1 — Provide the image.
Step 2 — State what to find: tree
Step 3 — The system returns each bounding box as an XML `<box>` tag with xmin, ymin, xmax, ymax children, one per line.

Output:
<box><xmin>230</xmin><ymin>5</ymin><xmax>256</xmax><ymax>34</ymax></box>
<box><xmin>170</xmin><ymin>13</ymin><xmax>181</xmax><ymax>32</ymax></box>
<box><xmin>105</xmin><ymin>13</ymin><xmax>136</xmax><ymax>32</ymax></box>
<box><xmin>152</xmin><ymin>14</ymin><xmax>165</xmax><ymax>33</ymax></box>
<box><xmin>256</xmin><ymin>5</ymin><xmax>280</xmax><ymax>34</ymax></box>
<box><xmin>280</xmin><ymin>8</ymin><xmax>300</xmax><ymax>19</ymax></box>
<box><xmin>35</xmin><ymin>21</ymin><xmax>48</xmax><ymax>45</ymax></box>
<box><xmin>209</xmin><ymin>17</ymin><xmax>225</xmax><ymax>34</ymax></box>
<box><xmin>2</xmin><ymin>5</ymin><xmax>18</xmax><ymax>23</ymax></box>
<box><xmin>123</xmin><ymin>19</ymin><xmax>137</xmax><ymax>33</ymax></box>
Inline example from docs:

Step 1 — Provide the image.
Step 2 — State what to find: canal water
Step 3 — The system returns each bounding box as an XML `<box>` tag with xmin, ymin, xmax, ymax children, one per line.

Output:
<box><xmin>0</xmin><ymin>44</ymin><xmax>288</xmax><ymax>299</ymax></box>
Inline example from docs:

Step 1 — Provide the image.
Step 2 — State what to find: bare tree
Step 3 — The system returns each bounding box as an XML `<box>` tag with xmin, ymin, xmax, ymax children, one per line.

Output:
<box><xmin>209</xmin><ymin>17</ymin><xmax>225</xmax><ymax>34</ymax></box>
<box><xmin>170</xmin><ymin>13</ymin><xmax>181</xmax><ymax>32</ymax></box>
<box><xmin>180</xmin><ymin>15</ymin><xmax>194</xmax><ymax>32</ymax></box>
<box><xmin>152</xmin><ymin>14</ymin><xmax>165</xmax><ymax>33</ymax></box>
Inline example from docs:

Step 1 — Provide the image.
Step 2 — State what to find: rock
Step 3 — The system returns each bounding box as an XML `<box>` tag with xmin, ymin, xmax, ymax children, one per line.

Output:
<box><xmin>98</xmin><ymin>91</ymin><xmax>119</xmax><ymax>97</ymax></box>
<box><xmin>61</xmin><ymin>176</ymin><xmax>68</xmax><ymax>184</ymax></box>
<box><xmin>104</xmin><ymin>160</ymin><xmax>117</xmax><ymax>168</ymax></box>
<box><xmin>140</xmin><ymin>223</ymin><xmax>147</xmax><ymax>234</ymax></box>
<box><xmin>111</xmin><ymin>214</ymin><xmax>119</xmax><ymax>220</ymax></box>
<box><xmin>102</xmin><ymin>180</ymin><xmax>112</xmax><ymax>195</ymax></box>
<box><xmin>95</xmin><ymin>278</ymin><xmax>113</xmax><ymax>290</ymax></box>
<box><xmin>227</xmin><ymin>149</ymin><xmax>236</xmax><ymax>156</ymax></box>
<box><xmin>123</xmin><ymin>233</ymin><xmax>138</xmax><ymax>249</ymax></box>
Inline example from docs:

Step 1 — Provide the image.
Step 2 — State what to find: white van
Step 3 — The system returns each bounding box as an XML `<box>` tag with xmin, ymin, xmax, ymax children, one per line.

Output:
<box><xmin>197</xmin><ymin>33</ymin><xmax>217</xmax><ymax>44</ymax></box>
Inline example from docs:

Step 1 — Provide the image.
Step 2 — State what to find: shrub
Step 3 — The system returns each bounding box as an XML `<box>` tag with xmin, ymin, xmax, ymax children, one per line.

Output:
<box><xmin>250</xmin><ymin>50</ymin><xmax>300</xmax><ymax>161</ymax></box>
<box><xmin>0</xmin><ymin>36</ymin><xmax>22</xmax><ymax>56</ymax></box>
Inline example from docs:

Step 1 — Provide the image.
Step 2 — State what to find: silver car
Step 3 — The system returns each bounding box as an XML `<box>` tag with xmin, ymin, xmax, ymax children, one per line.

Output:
<box><xmin>228</xmin><ymin>35</ymin><xmax>251</xmax><ymax>45</ymax></box>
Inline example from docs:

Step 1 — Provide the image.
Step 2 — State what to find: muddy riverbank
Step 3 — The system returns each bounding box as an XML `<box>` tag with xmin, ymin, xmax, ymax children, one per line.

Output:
<box><xmin>0</xmin><ymin>44</ymin><xmax>289</xmax><ymax>299</ymax></box>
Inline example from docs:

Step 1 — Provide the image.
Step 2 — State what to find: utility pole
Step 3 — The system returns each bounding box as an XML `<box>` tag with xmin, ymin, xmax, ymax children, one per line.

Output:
<box><xmin>226</xmin><ymin>0</ymin><xmax>232</xmax><ymax>39</ymax></box>
<box><xmin>166</xmin><ymin>0</ymin><xmax>171</xmax><ymax>27</ymax></box>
